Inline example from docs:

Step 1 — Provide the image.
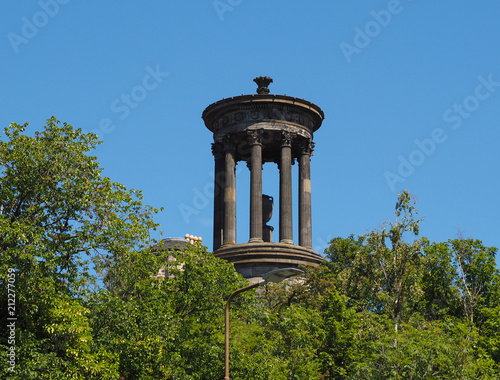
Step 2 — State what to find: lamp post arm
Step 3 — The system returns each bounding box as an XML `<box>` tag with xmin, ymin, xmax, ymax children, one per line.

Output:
<box><xmin>224</xmin><ymin>280</ymin><xmax>265</xmax><ymax>380</ymax></box>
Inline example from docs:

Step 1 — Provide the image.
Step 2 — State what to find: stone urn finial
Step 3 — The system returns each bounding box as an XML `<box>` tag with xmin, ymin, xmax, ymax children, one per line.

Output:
<box><xmin>253</xmin><ymin>76</ymin><xmax>273</xmax><ymax>95</ymax></box>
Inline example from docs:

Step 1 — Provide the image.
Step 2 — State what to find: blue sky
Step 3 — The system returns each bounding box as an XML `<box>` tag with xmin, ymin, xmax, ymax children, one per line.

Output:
<box><xmin>2</xmin><ymin>1</ymin><xmax>500</xmax><ymax>261</ymax></box>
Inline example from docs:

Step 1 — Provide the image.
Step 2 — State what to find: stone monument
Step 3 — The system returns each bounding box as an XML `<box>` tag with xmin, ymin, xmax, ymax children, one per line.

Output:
<box><xmin>202</xmin><ymin>76</ymin><xmax>325</xmax><ymax>280</ymax></box>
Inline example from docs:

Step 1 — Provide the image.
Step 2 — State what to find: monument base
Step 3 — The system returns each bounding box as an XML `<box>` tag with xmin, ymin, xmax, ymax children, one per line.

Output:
<box><xmin>214</xmin><ymin>242</ymin><xmax>324</xmax><ymax>280</ymax></box>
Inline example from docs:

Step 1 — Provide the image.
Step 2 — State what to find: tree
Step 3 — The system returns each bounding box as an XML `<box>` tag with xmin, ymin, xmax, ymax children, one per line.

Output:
<box><xmin>2</xmin><ymin>118</ymin><xmax>499</xmax><ymax>378</ymax></box>
<box><xmin>321</xmin><ymin>192</ymin><xmax>500</xmax><ymax>377</ymax></box>
<box><xmin>420</xmin><ymin>241</ymin><xmax>461</xmax><ymax>320</ymax></box>
<box><xmin>352</xmin><ymin>315</ymin><xmax>497</xmax><ymax>379</ymax></box>
<box><xmin>0</xmin><ymin>118</ymin><xmax>160</xmax><ymax>378</ymax></box>
<box><xmin>324</xmin><ymin>191</ymin><xmax>425</xmax><ymax>329</ymax></box>
<box><xmin>89</xmin><ymin>242</ymin><xmax>249</xmax><ymax>379</ymax></box>
<box><xmin>450</xmin><ymin>237</ymin><xmax>500</xmax><ymax>365</ymax></box>
<box><xmin>450</xmin><ymin>237</ymin><xmax>500</xmax><ymax>327</ymax></box>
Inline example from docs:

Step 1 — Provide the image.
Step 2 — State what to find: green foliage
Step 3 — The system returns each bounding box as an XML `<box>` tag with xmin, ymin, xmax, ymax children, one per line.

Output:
<box><xmin>481</xmin><ymin>305</ymin><xmax>500</xmax><ymax>363</ymax></box>
<box><xmin>353</xmin><ymin>316</ymin><xmax>497</xmax><ymax>379</ymax></box>
<box><xmin>320</xmin><ymin>191</ymin><xmax>500</xmax><ymax>378</ymax></box>
<box><xmin>324</xmin><ymin>191</ymin><xmax>425</xmax><ymax>324</ymax></box>
<box><xmin>420</xmin><ymin>242</ymin><xmax>461</xmax><ymax>320</ymax></box>
<box><xmin>0</xmin><ymin>118</ymin><xmax>159</xmax><ymax>378</ymax></box>
<box><xmin>450</xmin><ymin>238</ymin><xmax>500</xmax><ymax>324</ymax></box>
<box><xmin>228</xmin><ymin>282</ymin><xmax>324</xmax><ymax>380</ymax></box>
<box><xmin>1</xmin><ymin>119</ymin><xmax>499</xmax><ymax>378</ymax></box>
<box><xmin>89</xmin><ymin>243</ymin><xmax>248</xmax><ymax>379</ymax></box>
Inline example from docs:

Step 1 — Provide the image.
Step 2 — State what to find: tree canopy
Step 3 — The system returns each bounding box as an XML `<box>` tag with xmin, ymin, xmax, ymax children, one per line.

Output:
<box><xmin>0</xmin><ymin>118</ymin><xmax>499</xmax><ymax>379</ymax></box>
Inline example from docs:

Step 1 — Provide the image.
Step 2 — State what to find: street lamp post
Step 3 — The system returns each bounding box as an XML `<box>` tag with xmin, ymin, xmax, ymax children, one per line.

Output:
<box><xmin>224</xmin><ymin>268</ymin><xmax>304</xmax><ymax>380</ymax></box>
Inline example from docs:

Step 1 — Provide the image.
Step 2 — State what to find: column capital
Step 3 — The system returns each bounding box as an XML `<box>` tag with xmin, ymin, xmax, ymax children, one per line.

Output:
<box><xmin>281</xmin><ymin>131</ymin><xmax>294</xmax><ymax>147</ymax></box>
<box><xmin>298</xmin><ymin>138</ymin><xmax>315</xmax><ymax>156</ymax></box>
<box><xmin>247</xmin><ymin>129</ymin><xmax>263</xmax><ymax>146</ymax></box>
<box><xmin>211</xmin><ymin>142</ymin><xmax>224</xmax><ymax>159</ymax></box>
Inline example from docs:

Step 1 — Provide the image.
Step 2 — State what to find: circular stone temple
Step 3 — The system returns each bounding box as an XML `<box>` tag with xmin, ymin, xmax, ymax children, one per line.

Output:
<box><xmin>202</xmin><ymin>76</ymin><xmax>325</xmax><ymax>280</ymax></box>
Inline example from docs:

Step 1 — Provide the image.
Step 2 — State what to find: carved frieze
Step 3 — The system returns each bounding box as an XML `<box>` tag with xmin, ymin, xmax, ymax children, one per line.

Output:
<box><xmin>211</xmin><ymin>104</ymin><xmax>315</xmax><ymax>134</ymax></box>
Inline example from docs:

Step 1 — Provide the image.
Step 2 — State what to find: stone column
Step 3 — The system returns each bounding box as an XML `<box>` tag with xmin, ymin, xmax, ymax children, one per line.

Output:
<box><xmin>279</xmin><ymin>131</ymin><xmax>293</xmax><ymax>244</ymax></box>
<box><xmin>248</xmin><ymin>130</ymin><xmax>263</xmax><ymax>243</ymax></box>
<box><xmin>223</xmin><ymin>137</ymin><xmax>236</xmax><ymax>245</ymax></box>
<box><xmin>212</xmin><ymin>142</ymin><xmax>225</xmax><ymax>251</ymax></box>
<box><xmin>299</xmin><ymin>139</ymin><xmax>314</xmax><ymax>248</ymax></box>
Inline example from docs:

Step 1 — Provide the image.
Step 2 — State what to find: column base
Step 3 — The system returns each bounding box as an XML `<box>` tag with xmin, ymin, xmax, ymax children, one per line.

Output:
<box><xmin>248</xmin><ymin>237</ymin><xmax>264</xmax><ymax>243</ymax></box>
<box><xmin>280</xmin><ymin>239</ymin><xmax>294</xmax><ymax>245</ymax></box>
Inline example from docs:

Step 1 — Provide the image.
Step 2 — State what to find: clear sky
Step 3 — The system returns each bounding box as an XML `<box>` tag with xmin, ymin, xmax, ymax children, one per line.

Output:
<box><xmin>2</xmin><ymin>1</ymin><xmax>499</xmax><ymax>262</ymax></box>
